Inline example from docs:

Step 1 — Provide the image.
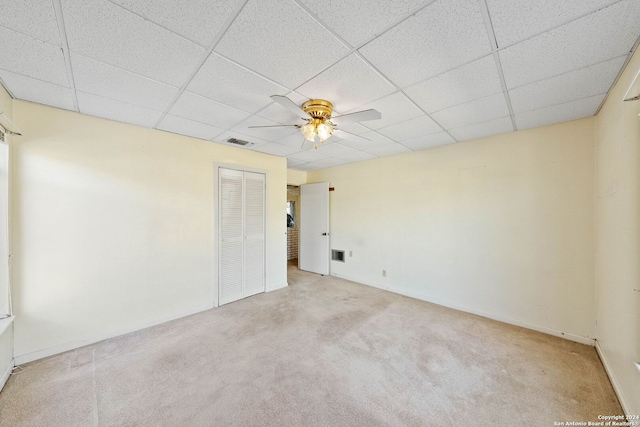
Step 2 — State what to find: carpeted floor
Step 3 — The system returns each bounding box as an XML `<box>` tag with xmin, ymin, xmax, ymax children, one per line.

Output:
<box><xmin>0</xmin><ymin>262</ymin><xmax>622</xmax><ymax>426</ymax></box>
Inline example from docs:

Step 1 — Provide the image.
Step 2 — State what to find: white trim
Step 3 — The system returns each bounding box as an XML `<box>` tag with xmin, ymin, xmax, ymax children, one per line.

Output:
<box><xmin>0</xmin><ymin>358</ymin><xmax>13</xmax><ymax>392</ymax></box>
<box><xmin>267</xmin><ymin>282</ymin><xmax>288</xmax><ymax>292</ymax></box>
<box><xmin>330</xmin><ymin>272</ymin><xmax>595</xmax><ymax>346</ymax></box>
<box><xmin>595</xmin><ymin>341</ymin><xmax>631</xmax><ymax>415</ymax></box>
<box><xmin>15</xmin><ymin>303</ymin><xmax>213</xmax><ymax>365</ymax></box>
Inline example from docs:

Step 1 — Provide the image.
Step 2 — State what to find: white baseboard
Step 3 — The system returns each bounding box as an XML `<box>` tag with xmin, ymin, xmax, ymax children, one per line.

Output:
<box><xmin>0</xmin><ymin>358</ymin><xmax>14</xmax><ymax>392</ymax></box>
<box><xmin>595</xmin><ymin>341</ymin><xmax>631</xmax><ymax>415</ymax></box>
<box><xmin>267</xmin><ymin>282</ymin><xmax>288</xmax><ymax>291</ymax></box>
<box><xmin>330</xmin><ymin>272</ymin><xmax>594</xmax><ymax>346</ymax></box>
<box><xmin>14</xmin><ymin>303</ymin><xmax>214</xmax><ymax>365</ymax></box>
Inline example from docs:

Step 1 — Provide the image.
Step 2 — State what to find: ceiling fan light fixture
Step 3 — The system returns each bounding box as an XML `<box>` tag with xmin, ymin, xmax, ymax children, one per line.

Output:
<box><xmin>316</xmin><ymin>122</ymin><xmax>332</xmax><ymax>141</ymax></box>
<box><xmin>301</xmin><ymin>122</ymin><xmax>316</xmax><ymax>141</ymax></box>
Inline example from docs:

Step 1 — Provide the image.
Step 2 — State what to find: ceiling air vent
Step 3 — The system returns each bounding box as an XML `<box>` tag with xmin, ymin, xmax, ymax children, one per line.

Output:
<box><xmin>227</xmin><ymin>137</ymin><xmax>252</xmax><ymax>146</ymax></box>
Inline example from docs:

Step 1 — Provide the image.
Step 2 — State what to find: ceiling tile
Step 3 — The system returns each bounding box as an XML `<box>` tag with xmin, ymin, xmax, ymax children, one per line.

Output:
<box><xmin>515</xmin><ymin>94</ymin><xmax>604</xmax><ymax>130</ymax></box>
<box><xmin>403</xmin><ymin>132</ymin><xmax>455</xmax><ymax>150</ymax></box>
<box><xmin>488</xmin><ymin>0</ymin><xmax>618</xmax><ymax>47</ymax></box>
<box><xmin>0</xmin><ymin>0</ymin><xmax>60</xmax><ymax>45</ymax></box>
<box><xmin>169</xmin><ymin>91</ymin><xmax>250</xmax><ymax>129</ymax></box>
<box><xmin>431</xmin><ymin>92</ymin><xmax>509</xmax><ymax>129</ymax></box>
<box><xmin>254</xmin><ymin>143</ymin><xmax>301</xmax><ymax>157</ymax></box>
<box><xmin>364</xmin><ymin>143</ymin><xmax>411</xmax><ymax>157</ymax></box>
<box><xmin>187</xmin><ymin>53</ymin><xmax>287</xmax><ymax>113</ymax></box>
<box><xmin>337</xmin><ymin>150</ymin><xmax>376</xmax><ymax>162</ymax></box>
<box><xmin>377</xmin><ymin>115</ymin><xmax>441</xmax><ymax>141</ymax></box>
<box><xmin>337</xmin><ymin>131</ymin><xmax>395</xmax><ymax>151</ymax></box>
<box><xmin>449</xmin><ymin>116</ymin><xmax>513</xmax><ymax>141</ymax></box>
<box><xmin>405</xmin><ymin>55</ymin><xmax>503</xmax><ymax>113</ymax></box>
<box><xmin>499</xmin><ymin>0</ymin><xmax>640</xmax><ymax>89</ymax></box>
<box><xmin>71</xmin><ymin>54</ymin><xmax>179</xmax><ymax>111</ymax></box>
<box><xmin>346</xmin><ymin>92</ymin><xmax>422</xmax><ymax>131</ymax></box>
<box><xmin>315</xmin><ymin>142</ymin><xmax>359</xmax><ymax>157</ymax></box>
<box><xmin>305</xmin><ymin>157</ymin><xmax>351</xmax><ymax>170</ymax></box>
<box><xmin>214</xmin><ymin>0</ymin><xmax>349</xmax><ymax>88</ymax></box>
<box><xmin>296</xmin><ymin>54</ymin><xmax>396</xmax><ymax>112</ymax></box>
<box><xmin>287</xmin><ymin>158</ymin><xmax>307</xmax><ymax>168</ymax></box>
<box><xmin>359</xmin><ymin>0</ymin><xmax>491</xmax><ymax>88</ymax></box>
<box><xmin>0</xmin><ymin>27</ymin><xmax>68</xmax><ymax>86</ymax></box>
<box><xmin>509</xmin><ymin>55</ymin><xmax>626</xmax><ymax>114</ymax></box>
<box><xmin>109</xmin><ymin>0</ymin><xmax>239</xmax><ymax>46</ymax></box>
<box><xmin>275</xmin><ymin>132</ymin><xmax>309</xmax><ymax>149</ymax></box>
<box><xmin>287</xmin><ymin>150</ymin><xmax>328</xmax><ymax>163</ymax></box>
<box><xmin>77</xmin><ymin>91</ymin><xmax>163</xmax><ymax>128</ymax></box>
<box><xmin>156</xmin><ymin>114</ymin><xmax>225</xmax><ymax>141</ymax></box>
<box><xmin>61</xmin><ymin>0</ymin><xmax>205</xmax><ymax>86</ymax></box>
<box><xmin>299</xmin><ymin>0</ymin><xmax>434</xmax><ymax>47</ymax></box>
<box><xmin>0</xmin><ymin>71</ymin><xmax>75</xmax><ymax>111</ymax></box>
<box><xmin>231</xmin><ymin>116</ymin><xmax>299</xmax><ymax>141</ymax></box>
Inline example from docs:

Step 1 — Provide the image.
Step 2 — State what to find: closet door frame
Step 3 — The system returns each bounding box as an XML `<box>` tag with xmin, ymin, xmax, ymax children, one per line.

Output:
<box><xmin>213</xmin><ymin>163</ymin><xmax>268</xmax><ymax>308</ymax></box>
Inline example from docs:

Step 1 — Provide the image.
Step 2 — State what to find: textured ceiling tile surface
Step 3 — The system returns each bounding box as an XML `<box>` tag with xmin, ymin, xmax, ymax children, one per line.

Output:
<box><xmin>405</xmin><ymin>55</ymin><xmax>503</xmax><ymax>113</ymax></box>
<box><xmin>499</xmin><ymin>0</ymin><xmax>640</xmax><ymax>89</ymax></box>
<box><xmin>77</xmin><ymin>91</ymin><xmax>163</xmax><ymax>128</ymax></box>
<box><xmin>214</xmin><ymin>0</ymin><xmax>349</xmax><ymax>88</ymax></box>
<box><xmin>488</xmin><ymin>0</ymin><xmax>618</xmax><ymax>47</ymax></box>
<box><xmin>157</xmin><ymin>114</ymin><xmax>225</xmax><ymax>141</ymax></box>
<box><xmin>0</xmin><ymin>27</ymin><xmax>69</xmax><ymax>86</ymax></box>
<box><xmin>169</xmin><ymin>91</ymin><xmax>250</xmax><ymax>129</ymax></box>
<box><xmin>296</xmin><ymin>54</ymin><xmax>396</xmax><ymax>113</ymax></box>
<box><xmin>254</xmin><ymin>142</ymin><xmax>302</xmax><ymax>156</ymax></box>
<box><xmin>431</xmin><ymin>92</ymin><xmax>510</xmax><ymax>129</ymax></box>
<box><xmin>509</xmin><ymin>55</ymin><xmax>626</xmax><ymax>114</ymax></box>
<box><xmin>449</xmin><ymin>116</ymin><xmax>513</xmax><ymax>141</ymax></box>
<box><xmin>338</xmin><ymin>131</ymin><xmax>395</xmax><ymax>151</ymax></box>
<box><xmin>0</xmin><ymin>71</ymin><xmax>75</xmax><ymax>111</ymax></box>
<box><xmin>359</xmin><ymin>0</ymin><xmax>491</xmax><ymax>87</ymax></box>
<box><xmin>515</xmin><ymin>94</ymin><xmax>605</xmax><ymax>130</ymax></box>
<box><xmin>61</xmin><ymin>0</ymin><xmax>205</xmax><ymax>86</ymax></box>
<box><xmin>109</xmin><ymin>0</ymin><xmax>239</xmax><ymax>46</ymax></box>
<box><xmin>0</xmin><ymin>0</ymin><xmax>61</xmax><ymax>45</ymax></box>
<box><xmin>402</xmin><ymin>132</ymin><xmax>455</xmax><ymax>150</ymax></box>
<box><xmin>298</xmin><ymin>0</ymin><xmax>434</xmax><ymax>47</ymax></box>
<box><xmin>377</xmin><ymin>115</ymin><xmax>442</xmax><ymax>141</ymax></box>
<box><xmin>364</xmin><ymin>143</ymin><xmax>411</xmax><ymax>157</ymax></box>
<box><xmin>72</xmin><ymin>54</ymin><xmax>179</xmax><ymax>111</ymax></box>
<box><xmin>347</xmin><ymin>92</ymin><xmax>423</xmax><ymax>131</ymax></box>
<box><xmin>188</xmin><ymin>53</ymin><xmax>287</xmax><ymax>113</ymax></box>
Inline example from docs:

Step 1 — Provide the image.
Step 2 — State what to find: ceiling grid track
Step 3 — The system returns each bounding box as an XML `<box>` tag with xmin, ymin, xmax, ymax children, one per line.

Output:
<box><xmin>152</xmin><ymin>0</ymin><xmax>250</xmax><ymax>130</ymax></box>
<box><xmin>477</xmin><ymin>0</ymin><xmax>517</xmax><ymax>132</ymax></box>
<box><xmin>52</xmin><ymin>0</ymin><xmax>79</xmax><ymax>112</ymax></box>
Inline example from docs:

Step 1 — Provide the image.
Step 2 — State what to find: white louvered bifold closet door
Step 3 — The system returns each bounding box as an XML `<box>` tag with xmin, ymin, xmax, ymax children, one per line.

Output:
<box><xmin>219</xmin><ymin>168</ymin><xmax>265</xmax><ymax>305</ymax></box>
<box><xmin>243</xmin><ymin>171</ymin><xmax>265</xmax><ymax>297</ymax></box>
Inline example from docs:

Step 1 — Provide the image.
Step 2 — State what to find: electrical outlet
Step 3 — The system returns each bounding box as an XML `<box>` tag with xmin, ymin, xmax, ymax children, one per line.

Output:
<box><xmin>349</xmin><ymin>251</ymin><xmax>352</xmax><ymax>257</ymax></box>
<box><xmin>382</xmin><ymin>270</ymin><xmax>386</xmax><ymax>277</ymax></box>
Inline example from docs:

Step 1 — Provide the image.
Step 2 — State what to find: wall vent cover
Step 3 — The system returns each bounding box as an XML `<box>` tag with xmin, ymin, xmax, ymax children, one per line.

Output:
<box><xmin>331</xmin><ymin>249</ymin><xmax>345</xmax><ymax>262</ymax></box>
<box><xmin>227</xmin><ymin>137</ymin><xmax>252</xmax><ymax>146</ymax></box>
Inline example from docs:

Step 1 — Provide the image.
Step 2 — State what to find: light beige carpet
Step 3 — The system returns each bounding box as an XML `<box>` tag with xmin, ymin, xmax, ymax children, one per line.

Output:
<box><xmin>0</xmin><ymin>264</ymin><xmax>622</xmax><ymax>426</ymax></box>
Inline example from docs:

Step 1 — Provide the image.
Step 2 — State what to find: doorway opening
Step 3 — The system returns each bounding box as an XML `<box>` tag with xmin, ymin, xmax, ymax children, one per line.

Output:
<box><xmin>286</xmin><ymin>185</ymin><xmax>299</xmax><ymax>268</ymax></box>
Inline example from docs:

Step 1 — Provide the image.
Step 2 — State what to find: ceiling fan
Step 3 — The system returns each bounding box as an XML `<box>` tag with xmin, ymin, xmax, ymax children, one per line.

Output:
<box><xmin>249</xmin><ymin>95</ymin><xmax>382</xmax><ymax>149</ymax></box>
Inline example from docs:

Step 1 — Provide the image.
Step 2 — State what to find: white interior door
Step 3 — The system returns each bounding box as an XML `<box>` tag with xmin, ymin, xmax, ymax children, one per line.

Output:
<box><xmin>219</xmin><ymin>168</ymin><xmax>265</xmax><ymax>305</ymax></box>
<box><xmin>299</xmin><ymin>182</ymin><xmax>329</xmax><ymax>275</ymax></box>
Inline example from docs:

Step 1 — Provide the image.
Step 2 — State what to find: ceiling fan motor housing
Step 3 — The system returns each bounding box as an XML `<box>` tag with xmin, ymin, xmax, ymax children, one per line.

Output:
<box><xmin>302</xmin><ymin>99</ymin><xmax>333</xmax><ymax>120</ymax></box>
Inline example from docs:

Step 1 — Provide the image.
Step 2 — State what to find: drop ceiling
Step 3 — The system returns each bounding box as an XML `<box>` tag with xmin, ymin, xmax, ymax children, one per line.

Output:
<box><xmin>0</xmin><ymin>0</ymin><xmax>638</xmax><ymax>171</ymax></box>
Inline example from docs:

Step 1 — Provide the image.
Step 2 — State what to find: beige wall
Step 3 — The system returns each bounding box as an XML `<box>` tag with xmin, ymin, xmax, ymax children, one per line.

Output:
<box><xmin>11</xmin><ymin>101</ymin><xmax>287</xmax><ymax>362</ymax></box>
<box><xmin>287</xmin><ymin>169</ymin><xmax>306</xmax><ymax>186</ymax></box>
<box><xmin>595</xmin><ymin>47</ymin><xmax>640</xmax><ymax>414</ymax></box>
<box><xmin>309</xmin><ymin>118</ymin><xmax>596</xmax><ymax>343</ymax></box>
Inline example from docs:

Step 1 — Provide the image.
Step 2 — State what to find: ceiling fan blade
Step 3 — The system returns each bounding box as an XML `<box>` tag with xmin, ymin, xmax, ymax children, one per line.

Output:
<box><xmin>331</xmin><ymin>109</ymin><xmax>381</xmax><ymax>125</ymax></box>
<box><xmin>271</xmin><ymin>95</ymin><xmax>309</xmax><ymax>118</ymax></box>
<box><xmin>333</xmin><ymin>128</ymin><xmax>371</xmax><ymax>142</ymax></box>
<box><xmin>248</xmin><ymin>124</ymin><xmax>301</xmax><ymax>129</ymax></box>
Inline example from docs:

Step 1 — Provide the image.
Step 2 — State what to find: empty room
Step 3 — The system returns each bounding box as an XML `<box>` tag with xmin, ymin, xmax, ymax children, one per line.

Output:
<box><xmin>0</xmin><ymin>0</ymin><xmax>639</xmax><ymax>425</ymax></box>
